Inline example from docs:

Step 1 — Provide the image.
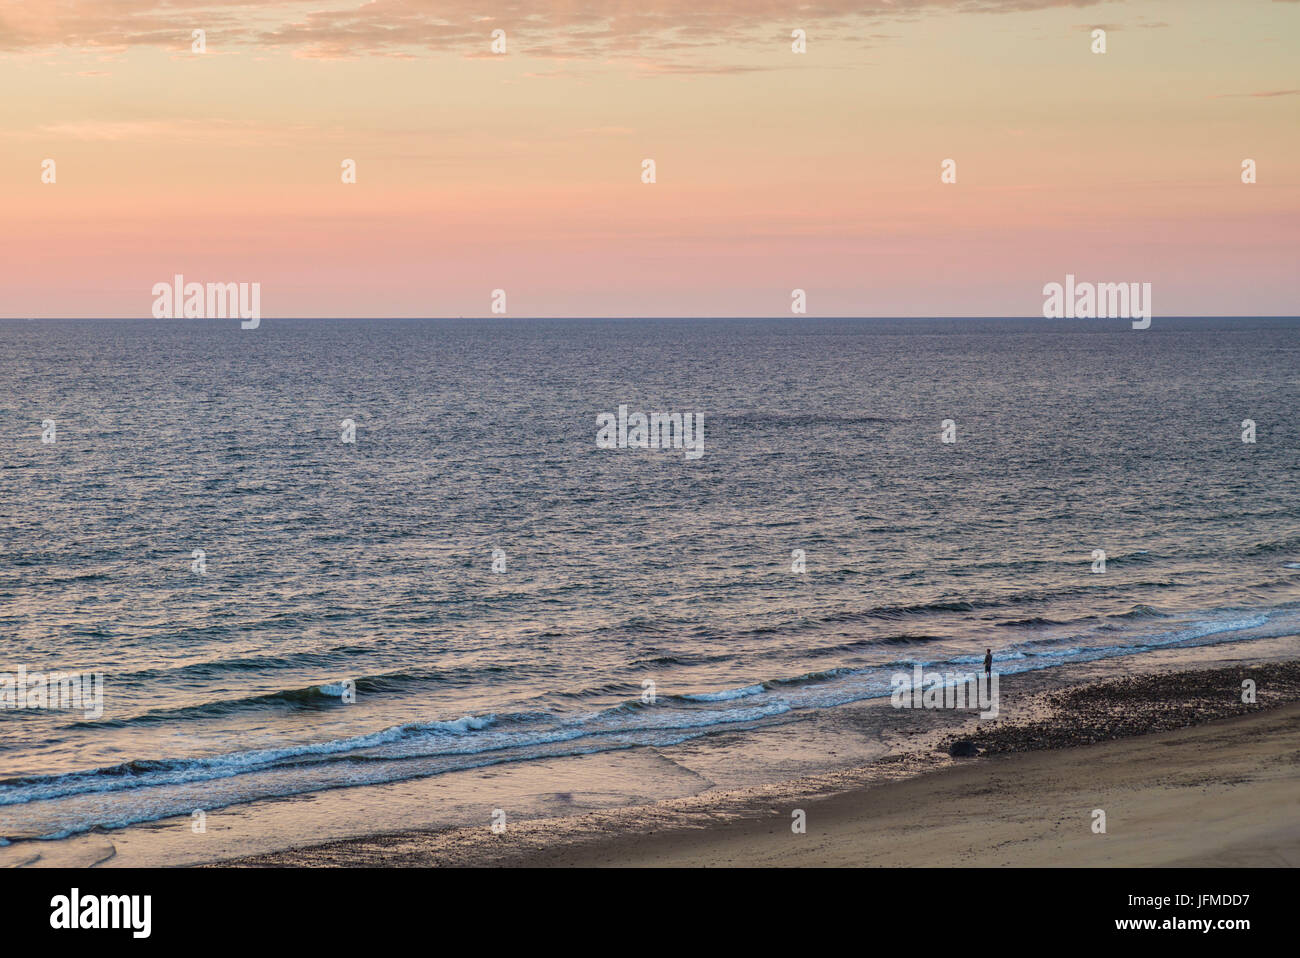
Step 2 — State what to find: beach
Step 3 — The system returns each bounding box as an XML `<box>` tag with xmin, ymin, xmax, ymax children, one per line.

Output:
<box><xmin>219</xmin><ymin>660</ymin><xmax>1300</xmax><ymax>867</ymax></box>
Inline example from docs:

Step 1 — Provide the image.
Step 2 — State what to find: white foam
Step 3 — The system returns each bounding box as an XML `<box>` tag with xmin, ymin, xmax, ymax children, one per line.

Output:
<box><xmin>681</xmin><ymin>684</ymin><xmax>765</xmax><ymax>702</ymax></box>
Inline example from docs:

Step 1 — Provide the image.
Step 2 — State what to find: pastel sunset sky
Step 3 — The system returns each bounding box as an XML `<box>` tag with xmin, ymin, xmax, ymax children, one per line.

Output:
<box><xmin>1</xmin><ymin>0</ymin><xmax>1296</xmax><ymax>318</ymax></box>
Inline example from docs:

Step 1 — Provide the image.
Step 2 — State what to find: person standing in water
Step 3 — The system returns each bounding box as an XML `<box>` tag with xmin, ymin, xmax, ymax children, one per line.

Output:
<box><xmin>984</xmin><ymin>648</ymin><xmax>992</xmax><ymax>677</ymax></box>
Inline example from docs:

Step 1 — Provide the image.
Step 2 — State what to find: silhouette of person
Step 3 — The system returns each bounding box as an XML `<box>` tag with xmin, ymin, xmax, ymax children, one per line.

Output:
<box><xmin>984</xmin><ymin>648</ymin><xmax>992</xmax><ymax>676</ymax></box>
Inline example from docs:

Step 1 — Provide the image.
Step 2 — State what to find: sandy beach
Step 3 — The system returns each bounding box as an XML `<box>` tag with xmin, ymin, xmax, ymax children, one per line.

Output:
<box><xmin>221</xmin><ymin>662</ymin><xmax>1300</xmax><ymax>867</ymax></box>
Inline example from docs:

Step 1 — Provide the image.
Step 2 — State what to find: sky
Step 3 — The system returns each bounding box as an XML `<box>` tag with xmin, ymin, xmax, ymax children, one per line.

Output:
<box><xmin>0</xmin><ymin>0</ymin><xmax>1297</xmax><ymax>318</ymax></box>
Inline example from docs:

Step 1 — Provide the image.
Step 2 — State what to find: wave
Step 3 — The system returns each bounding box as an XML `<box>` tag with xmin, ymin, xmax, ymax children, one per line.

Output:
<box><xmin>827</xmin><ymin>600</ymin><xmax>977</xmax><ymax>621</ymax></box>
<box><xmin>70</xmin><ymin>679</ymin><xmax>381</xmax><ymax>729</ymax></box>
<box><xmin>0</xmin><ymin>713</ymin><xmax>502</xmax><ymax>802</ymax></box>
<box><xmin>766</xmin><ymin>584</ymin><xmax>1181</xmax><ymax>635</ymax></box>
<box><xmin>69</xmin><ymin>664</ymin><xmax>523</xmax><ymax>729</ymax></box>
<box><xmin>1108</xmin><ymin>604</ymin><xmax>1170</xmax><ymax>619</ymax></box>
<box><xmin>0</xmin><ymin>701</ymin><xmax>794</xmax><ymax>815</ymax></box>
<box><xmin>114</xmin><ymin>644</ymin><xmax>382</xmax><ymax>682</ymax></box>
<box><xmin>4</xmin><ymin>602</ymin><xmax>1297</xmax><ymax>843</ymax></box>
<box><xmin>1244</xmin><ymin>534</ymin><xmax>1300</xmax><ymax>557</ymax></box>
<box><xmin>677</xmin><ymin>684</ymin><xmax>765</xmax><ymax>703</ymax></box>
<box><xmin>874</xmin><ymin>633</ymin><xmax>944</xmax><ymax>644</ymax></box>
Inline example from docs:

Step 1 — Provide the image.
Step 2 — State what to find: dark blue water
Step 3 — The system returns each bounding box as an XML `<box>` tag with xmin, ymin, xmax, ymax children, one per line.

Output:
<box><xmin>2</xmin><ymin>317</ymin><xmax>1299</xmax><ymax>844</ymax></box>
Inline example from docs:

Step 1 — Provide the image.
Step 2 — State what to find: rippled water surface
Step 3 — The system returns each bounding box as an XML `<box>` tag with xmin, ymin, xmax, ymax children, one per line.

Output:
<box><xmin>2</xmin><ymin>317</ymin><xmax>1298</xmax><ymax>847</ymax></box>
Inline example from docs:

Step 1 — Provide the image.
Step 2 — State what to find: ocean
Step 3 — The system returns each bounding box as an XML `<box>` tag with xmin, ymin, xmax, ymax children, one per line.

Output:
<box><xmin>2</xmin><ymin>317</ymin><xmax>1298</xmax><ymax>864</ymax></box>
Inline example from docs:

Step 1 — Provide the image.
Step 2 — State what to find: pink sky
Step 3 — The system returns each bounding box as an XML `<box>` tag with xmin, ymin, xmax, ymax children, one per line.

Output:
<box><xmin>1</xmin><ymin>0</ymin><xmax>1297</xmax><ymax>317</ymax></box>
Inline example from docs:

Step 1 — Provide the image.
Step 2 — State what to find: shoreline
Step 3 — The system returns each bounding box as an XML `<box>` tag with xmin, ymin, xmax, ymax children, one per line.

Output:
<box><xmin>217</xmin><ymin>661</ymin><xmax>1300</xmax><ymax>867</ymax></box>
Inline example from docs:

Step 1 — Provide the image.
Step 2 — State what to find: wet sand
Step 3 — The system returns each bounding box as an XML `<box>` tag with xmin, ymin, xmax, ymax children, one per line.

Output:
<box><xmin>219</xmin><ymin>662</ymin><xmax>1300</xmax><ymax>867</ymax></box>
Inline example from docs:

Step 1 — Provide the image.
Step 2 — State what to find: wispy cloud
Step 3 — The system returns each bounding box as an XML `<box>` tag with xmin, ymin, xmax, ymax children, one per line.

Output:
<box><xmin>0</xmin><ymin>0</ymin><xmax>1109</xmax><ymax>64</ymax></box>
<box><xmin>1210</xmin><ymin>89</ymin><xmax>1300</xmax><ymax>98</ymax></box>
<box><xmin>24</xmin><ymin>117</ymin><xmax>315</xmax><ymax>142</ymax></box>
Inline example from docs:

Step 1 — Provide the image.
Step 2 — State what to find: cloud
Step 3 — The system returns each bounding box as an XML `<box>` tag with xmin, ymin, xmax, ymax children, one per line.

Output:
<box><xmin>1073</xmin><ymin>20</ymin><xmax>1168</xmax><ymax>31</ymax></box>
<box><xmin>24</xmin><ymin>117</ymin><xmax>315</xmax><ymax>142</ymax></box>
<box><xmin>1209</xmin><ymin>89</ymin><xmax>1300</xmax><ymax>98</ymax></box>
<box><xmin>631</xmin><ymin>61</ymin><xmax>784</xmax><ymax>76</ymax></box>
<box><xmin>0</xmin><ymin>0</ymin><xmax>1111</xmax><ymax>63</ymax></box>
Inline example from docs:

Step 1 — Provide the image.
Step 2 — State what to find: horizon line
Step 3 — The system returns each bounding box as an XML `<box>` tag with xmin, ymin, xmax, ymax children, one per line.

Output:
<box><xmin>4</xmin><ymin>315</ymin><xmax>1299</xmax><ymax>323</ymax></box>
